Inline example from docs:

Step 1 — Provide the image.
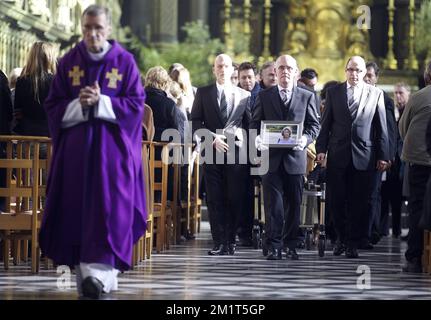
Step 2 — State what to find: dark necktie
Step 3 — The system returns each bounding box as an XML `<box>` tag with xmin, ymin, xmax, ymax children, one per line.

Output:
<box><xmin>220</xmin><ymin>90</ymin><xmax>228</xmax><ymax>123</ymax></box>
<box><xmin>280</xmin><ymin>89</ymin><xmax>289</xmax><ymax>105</ymax></box>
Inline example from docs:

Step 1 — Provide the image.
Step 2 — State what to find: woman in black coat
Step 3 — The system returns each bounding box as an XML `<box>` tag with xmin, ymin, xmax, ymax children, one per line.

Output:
<box><xmin>144</xmin><ymin>66</ymin><xmax>181</xmax><ymax>142</ymax></box>
<box><xmin>14</xmin><ymin>41</ymin><xmax>58</xmax><ymax>137</ymax></box>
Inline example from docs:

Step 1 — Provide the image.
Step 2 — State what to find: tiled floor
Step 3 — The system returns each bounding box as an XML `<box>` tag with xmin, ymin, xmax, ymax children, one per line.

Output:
<box><xmin>1</xmin><ymin>222</ymin><xmax>431</xmax><ymax>300</ymax></box>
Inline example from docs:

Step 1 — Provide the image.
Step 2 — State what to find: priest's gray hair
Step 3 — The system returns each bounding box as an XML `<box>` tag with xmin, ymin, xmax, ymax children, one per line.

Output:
<box><xmin>82</xmin><ymin>4</ymin><xmax>112</xmax><ymax>26</ymax></box>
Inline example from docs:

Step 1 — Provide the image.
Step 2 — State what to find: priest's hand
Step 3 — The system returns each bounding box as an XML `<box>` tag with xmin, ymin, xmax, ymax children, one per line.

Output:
<box><xmin>79</xmin><ymin>82</ymin><xmax>100</xmax><ymax>107</ymax></box>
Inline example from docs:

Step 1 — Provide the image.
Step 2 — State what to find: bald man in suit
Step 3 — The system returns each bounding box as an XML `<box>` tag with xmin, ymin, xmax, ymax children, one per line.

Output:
<box><xmin>250</xmin><ymin>55</ymin><xmax>320</xmax><ymax>260</ymax></box>
<box><xmin>316</xmin><ymin>56</ymin><xmax>390</xmax><ymax>258</ymax></box>
<box><xmin>191</xmin><ymin>54</ymin><xmax>251</xmax><ymax>256</ymax></box>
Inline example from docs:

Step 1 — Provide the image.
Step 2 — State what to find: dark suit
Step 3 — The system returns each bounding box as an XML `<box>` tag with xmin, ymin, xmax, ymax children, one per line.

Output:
<box><xmin>250</xmin><ymin>85</ymin><xmax>320</xmax><ymax>250</ymax></box>
<box><xmin>369</xmin><ymin>91</ymin><xmax>397</xmax><ymax>241</ymax></box>
<box><xmin>191</xmin><ymin>83</ymin><xmax>250</xmax><ymax>247</ymax></box>
<box><xmin>316</xmin><ymin>82</ymin><xmax>389</xmax><ymax>248</ymax></box>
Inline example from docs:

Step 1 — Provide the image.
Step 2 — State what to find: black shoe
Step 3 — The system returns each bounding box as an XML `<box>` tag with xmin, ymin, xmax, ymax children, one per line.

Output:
<box><xmin>267</xmin><ymin>249</ymin><xmax>282</xmax><ymax>260</ymax></box>
<box><xmin>402</xmin><ymin>258</ymin><xmax>422</xmax><ymax>273</ymax></box>
<box><xmin>81</xmin><ymin>276</ymin><xmax>104</xmax><ymax>300</ymax></box>
<box><xmin>287</xmin><ymin>248</ymin><xmax>299</xmax><ymax>260</ymax></box>
<box><xmin>296</xmin><ymin>241</ymin><xmax>305</xmax><ymax>249</ymax></box>
<box><xmin>208</xmin><ymin>244</ymin><xmax>227</xmax><ymax>256</ymax></box>
<box><xmin>358</xmin><ymin>241</ymin><xmax>374</xmax><ymax>250</ymax></box>
<box><xmin>227</xmin><ymin>243</ymin><xmax>236</xmax><ymax>255</ymax></box>
<box><xmin>370</xmin><ymin>233</ymin><xmax>381</xmax><ymax>245</ymax></box>
<box><xmin>345</xmin><ymin>247</ymin><xmax>359</xmax><ymax>258</ymax></box>
<box><xmin>185</xmin><ymin>230</ymin><xmax>196</xmax><ymax>240</ymax></box>
<box><xmin>333</xmin><ymin>243</ymin><xmax>345</xmax><ymax>256</ymax></box>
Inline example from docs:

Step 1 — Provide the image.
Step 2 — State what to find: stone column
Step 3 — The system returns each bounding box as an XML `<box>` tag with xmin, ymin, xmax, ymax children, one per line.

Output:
<box><xmin>189</xmin><ymin>0</ymin><xmax>209</xmax><ymax>24</ymax></box>
<box><xmin>152</xmin><ymin>0</ymin><xmax>178</xmax><ymax>43</ymax></box>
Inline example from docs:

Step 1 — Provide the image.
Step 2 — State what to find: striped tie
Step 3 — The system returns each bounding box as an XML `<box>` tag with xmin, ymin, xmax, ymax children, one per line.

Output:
<box><xmin>220</xmin><ymin>90</ymin><xmax>228</xmax><ymax>123</ymax></box>
<box><xmin>280</xmin><ymin>89</ymin><xmax>289</xmax><ymax>105</ymax></box>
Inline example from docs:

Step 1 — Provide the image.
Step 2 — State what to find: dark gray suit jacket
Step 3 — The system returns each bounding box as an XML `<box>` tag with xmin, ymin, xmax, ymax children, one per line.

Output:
<box><xmin>250</xmin><ymin>85</ymin><xmax>320</xmax><ymax>174</ymax></box>
<box><xmin>316</xmin><ymin>82</ymin><xmax>389</xmax><ymax>170</ymax></box>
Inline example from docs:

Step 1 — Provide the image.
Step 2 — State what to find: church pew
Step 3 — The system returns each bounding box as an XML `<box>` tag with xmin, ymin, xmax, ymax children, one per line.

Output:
<box><xmin>0</xmin><ymin>136</ymin><xmax>50</xmax><ymax>273</ymax></box>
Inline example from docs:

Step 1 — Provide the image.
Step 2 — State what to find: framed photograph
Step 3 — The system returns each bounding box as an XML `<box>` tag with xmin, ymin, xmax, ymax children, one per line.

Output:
<box><xmin>260</xmin><ymin>120</ymin><xmax>303</xmax><ymax>148</ymax></box>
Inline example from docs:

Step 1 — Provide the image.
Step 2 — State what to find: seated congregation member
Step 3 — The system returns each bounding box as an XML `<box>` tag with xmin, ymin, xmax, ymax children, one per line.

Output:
<box><xmin>144</xmin><ymin>66</ymin><xmax>181</xmax><ymax>142</ymax></box>
<box><xmin>14</xmin><ymin>42</ymin><xmax>58</xmax><ymax>138</ymax></box>
<box><xmin>145</xmin><ymin>66</ymin><xmax>182</xmax><ymax>203</ymax></box>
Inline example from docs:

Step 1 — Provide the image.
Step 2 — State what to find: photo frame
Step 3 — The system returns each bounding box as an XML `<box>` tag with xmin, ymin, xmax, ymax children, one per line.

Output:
<box><xmin>260</xmin><ymin>120</ymin><xmax>303</xmax><ymax>148</ymax></box>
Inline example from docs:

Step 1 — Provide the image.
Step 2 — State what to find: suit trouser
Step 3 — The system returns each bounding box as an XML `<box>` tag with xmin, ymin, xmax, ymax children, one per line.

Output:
<box><xmin>262</xmin><ymin>167</ymin><xmax>303</xmax><ymax>250</ymax></box>
<box><xmin>204</xmin><ymin>163</ymin><xmax>248</xmax><ymax>246</ymax></box>
<box><xmin>327</xmin><ymin>162</ymin><xmax>375</xmax><ymax>248</ymax></box>
<box><xmin>368</xmin><ymin>171</ymin><xmax>383</xmax><ymax>239</ymax></box>
<box><xmin>380</xmin><ymin>172</ymin><xmax>403</xmax><ymax>237</ymax></box>
<box><xmin>237</xmin><ymin>168</ymin><xmax>254</xmax><ymax>241</ymax></box>
<box><xmin>405</xmin><ymin>164</ymin><xmax>431</xmax><ymax>262</ymax></box>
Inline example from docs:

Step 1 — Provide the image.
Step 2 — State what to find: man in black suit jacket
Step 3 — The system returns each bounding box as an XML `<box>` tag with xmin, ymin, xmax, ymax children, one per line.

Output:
<box><xmin>191</xmin><ymin>54</ymin><xmax>251</xmax><ymax>256</ymax></box>
<box><xmin>363</xmin><ymin>61</ymin><xmax>397</xmax><ymax>247</ymax></box>
<box><xmin>0</xmin><ymin>69</ymin><xmax>12</xmax><ymax>212</ymax></box>
<box><xmin>250</xmin><ymin>55</ymin><xmax>320</xmax><ymax>260</ymax></box>
<box><xmin>316</xmin><ymin>56</ymin><xmax>390</xmax><ymax>258</ymax></box>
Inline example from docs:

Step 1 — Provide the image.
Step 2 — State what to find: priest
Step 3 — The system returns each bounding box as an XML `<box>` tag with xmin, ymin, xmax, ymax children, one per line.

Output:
<box><xmin>39</xmin><ymin>4</ymin><xmax>147</xmax><ymax>299</ymax></box>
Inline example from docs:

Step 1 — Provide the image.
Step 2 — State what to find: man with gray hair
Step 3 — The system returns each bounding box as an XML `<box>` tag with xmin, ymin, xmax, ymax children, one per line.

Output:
<box><xmin>39</xmin><ymin>4</ymin><xmax>147</xmax><ymax>298</ymax></box>
<box><xmin>399</xmin><ymin>62</ymin><xmax>431</xmax><ymax>273</ymax></box>
<box><xmin>259</xmin><ymin>61</ymin><xmax>277</xmax><ymax>89</ymax></box>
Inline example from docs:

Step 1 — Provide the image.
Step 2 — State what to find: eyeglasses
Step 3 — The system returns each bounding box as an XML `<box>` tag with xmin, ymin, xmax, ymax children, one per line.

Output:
<box><xmin>346</xmin><ymin>68</ymin><xmax>363</xmax><ymax>73</ymax></box>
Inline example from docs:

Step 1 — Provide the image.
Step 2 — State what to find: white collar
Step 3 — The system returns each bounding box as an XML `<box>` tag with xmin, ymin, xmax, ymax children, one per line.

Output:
<box><xmin>216</xmin><ymin>81</ymin><xmax>234</xmax><ymax>95</ymax></box>
<box><xmin>278</xmin><ymin>84</ymin><xmax>293</xmax><ymax>93</ymax></box>
<box><xmin>88</xmin><ymin>41</ymin><xmax>112</xmax><ymax>61</ymax></box>
<box><xmin>346</xmin><ymin>81</ymin><xmax>364</xmax><ymax>91</ymax></box>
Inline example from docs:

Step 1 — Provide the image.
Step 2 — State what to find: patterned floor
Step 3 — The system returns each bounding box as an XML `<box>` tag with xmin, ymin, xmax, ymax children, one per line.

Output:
<box><xmin>1</xmin><ymin>220</ymin><xmax>431</xmax><ymax>300</ymax></box>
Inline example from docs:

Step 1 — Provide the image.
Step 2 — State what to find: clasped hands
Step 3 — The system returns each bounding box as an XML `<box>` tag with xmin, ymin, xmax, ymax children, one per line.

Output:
<box><xmin>79</xmin><ymin>81</ymin><xmax>100</xmax><ymax>108</ymax></box>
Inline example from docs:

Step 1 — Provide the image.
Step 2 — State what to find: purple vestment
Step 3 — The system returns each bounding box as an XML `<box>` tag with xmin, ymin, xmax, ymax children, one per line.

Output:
<box><xmin>39</xmin><ymin>40</ymin><xmax>147</xmax><ymax>270</ymax></box>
